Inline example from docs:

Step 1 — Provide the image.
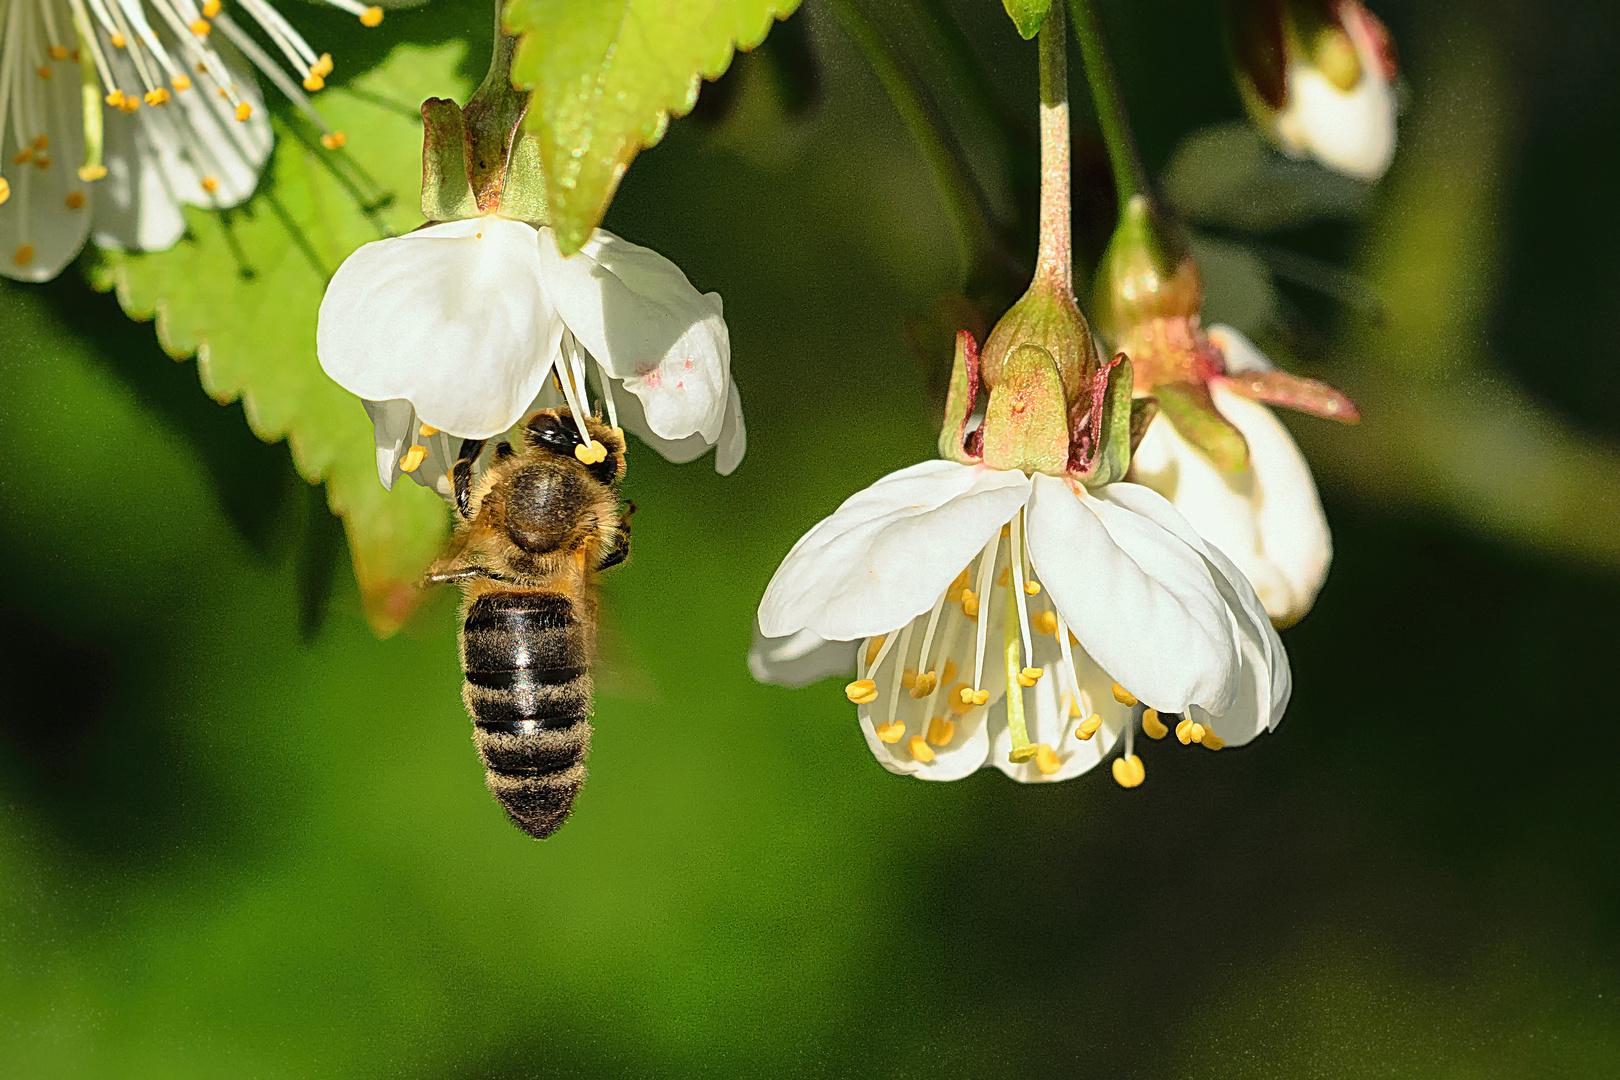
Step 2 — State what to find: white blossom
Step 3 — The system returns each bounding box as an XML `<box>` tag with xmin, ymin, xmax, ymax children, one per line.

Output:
<box><xmin>1273</xmin><ymin>0</ymin><xmax>1397</xmax><ymax>181</ymax></box>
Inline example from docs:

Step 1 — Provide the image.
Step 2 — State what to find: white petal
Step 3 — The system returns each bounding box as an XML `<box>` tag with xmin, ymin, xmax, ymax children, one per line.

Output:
<box><xmin>1099</xmin><ymin>481</ymin><xmax>1290</xmax><ymax>730</ymax></box>
<box><xmin>1275</xmin><ymin>13</ymin><xmax>1396</xmax><ymax>181</ymax></box>
<box><xmin>318</xmin><ymin>218</ymin><xmax>557</xmax><ymax>439</ymax></box>
<box><xmin>0</xmin><ymin>54</ymin><xmax>90</xmax><ymax>282</ymax></box>
<box><xmin>1206</xmin><ymin>324</ymin><xmax>1273</xmax><ymax>376</ymax></box>
<box><xmin>757</xmin><ymin>461</ymin><xmax>1030</xmax><ymax>642</ymax></box>
<box><xmin>715</xmin><ymin>381</ymin><xmax>747</xmax><ymax>475</ymax></box>
<box><xmin>361</xmin><ymin>398</ymin><xmax>462</xmax><ymax>500</ymax></box>
<box><xmin>611</xmin><ymin>370</ymin><xmax>746</xmax><ymax>473</ymax></box>
<box><xmin>540</xmin><ymin>228</ymin><xmax>730</xmax><ymax>442</ymax></box>
<box><xmin>1213</xmin><ymin>383</ymin><xmax>1331</xmax><ymax>624</ymax></box>
<box><xmin>1026</xmin><ymin>474</ymin><xmax>1239</xmax><ymax>715</ymax></box>
<box><xmin>748</xmin><ymin>623</ymin><xmax>856</xmax><ymax>687</ymax></box>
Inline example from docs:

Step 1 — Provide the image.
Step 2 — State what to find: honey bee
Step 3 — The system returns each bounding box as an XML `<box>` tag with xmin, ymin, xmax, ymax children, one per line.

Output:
<box><xmin>424</xmin><ymin>408</ymin><xmax>632</xmax><ymax>839</ymax></box>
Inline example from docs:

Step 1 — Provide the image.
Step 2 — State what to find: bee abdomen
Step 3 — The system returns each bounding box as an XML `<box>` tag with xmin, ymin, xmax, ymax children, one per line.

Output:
<box><xmin>460</xmin><ymin>591</ymin><xmax>594</xmax><ymax>839</ymax></box>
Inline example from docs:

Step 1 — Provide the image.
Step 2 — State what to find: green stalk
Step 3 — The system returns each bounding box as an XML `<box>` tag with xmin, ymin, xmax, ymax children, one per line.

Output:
<box><xmin>1033</xmin><ymin>0</ymin><xmax>1071</xmax><ymax>293</ymax></box>
<box><xmin>1068</xmin><ymin>0</ymin><xmax>1150</xmax><ymax>213</ymax></box>
<box><xmin>828</xmin><ymin>0</ymin><xmax>1008</xmax><ymax>293</ymax></box>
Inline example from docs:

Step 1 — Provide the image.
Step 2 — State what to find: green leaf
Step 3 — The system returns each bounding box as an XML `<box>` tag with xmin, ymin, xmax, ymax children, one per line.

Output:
<box><xmin>1001</xmin><ymin>0</ymin><xmax>1051</xmax><ymax>39</ymax></box>
<box><xmin>506</xmin><ymin>0</ymin><xmax>801</xmax><ymax>254</ymax></box>
<box><xmin>90</xmin><ymin>43</ymin><xmax>473</xmax><ymax>637</ymax></box>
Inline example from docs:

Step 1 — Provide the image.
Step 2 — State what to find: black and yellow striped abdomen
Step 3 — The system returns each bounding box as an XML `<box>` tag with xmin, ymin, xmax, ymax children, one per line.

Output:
<box><xmin>460</xmin><ymin>591</ymin><xmax>593</xmax><ymax>839</ymax></box>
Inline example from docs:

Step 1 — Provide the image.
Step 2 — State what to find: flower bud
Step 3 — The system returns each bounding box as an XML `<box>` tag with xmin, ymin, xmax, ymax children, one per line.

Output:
<box><xmin>1093</xmin><ymin>195</ymin><xmax>1200</xmax><ymax>342</ymax></box>
<box><xmin>1226</xmin><ymin>0</ymin><xmax>1397</xmax><ymax>181</ymax></box>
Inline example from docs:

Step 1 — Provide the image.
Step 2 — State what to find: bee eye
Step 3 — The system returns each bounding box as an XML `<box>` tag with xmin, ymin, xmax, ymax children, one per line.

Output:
<box><xmin>523</xmin><ymin>413</ymin><xmax>581</xmax><ymax>456</ymax></box>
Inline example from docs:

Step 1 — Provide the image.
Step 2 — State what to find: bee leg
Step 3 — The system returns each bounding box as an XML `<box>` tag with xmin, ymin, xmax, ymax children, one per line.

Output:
<box><xmin>595</xmin><ymin>522</ymin><xmax>632</xmax><ymax>572</ymax></box>
<box><xmin>423</xmin><ymin>566</ymin><xmax>485</xmax><ymax>586</ymax></box>
<box><xmin>452</xmin><ymin>438</ymin><xmax>488</xmax><ymax>518</ymax></box>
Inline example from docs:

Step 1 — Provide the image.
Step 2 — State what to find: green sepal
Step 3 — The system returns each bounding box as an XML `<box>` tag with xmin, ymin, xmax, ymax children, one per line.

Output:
<box><xmin>1154</xmin><ymin>381</ymin><xmax>1252</xmax><ymax>473</ymax></box>
<box><xmin>420</xmin><ymin>98</ymin><xmax>477</xmax><ymax>222</ymax></box>
<box><xmin>1128</xmin><ymin>396</ymin><xmax>1159</xmax><ymax>454</ymax></box>
<box><xmin>1001</xmin><ymin>0</ymin><xmax>1052</xmax><ymax>39</ymax></box>
<box><xmin>1073</xmin><ymin>353</ymin><xmax>1135</xmax><ymax>488</ymax></box>
<box><xmin>981</xmin><ymin>344</ymin><xmax>1069</xmax><ymax>477</ymax></box>
<box><xmin>499</xmin><ymin>131</ymin><xmax>551</xmax><ymax>226</ymax></box>
<box><xmin>938</xmin><ymin>330</ymin><xmax>981</xmax><ymax>464</ymax></box>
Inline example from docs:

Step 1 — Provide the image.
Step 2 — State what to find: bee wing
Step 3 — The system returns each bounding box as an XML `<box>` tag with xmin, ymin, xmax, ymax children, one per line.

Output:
<box><xmin>422</xmin><ymin>507</ymin><xmax>504</xmax><ymax>585</ymax></box>
<box><xmin>590</xmin><ymin>594</ymin><xmax>662</xmax><ymax>706</ymax></box>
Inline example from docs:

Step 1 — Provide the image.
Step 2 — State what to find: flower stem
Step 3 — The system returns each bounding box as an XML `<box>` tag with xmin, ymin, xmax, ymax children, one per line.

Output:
<box><xmin>1034</xmin><ymin>0</ymin><xmax>1072</xmax><ymax>295</ymax></box>
<box><xmin>461</xmin><ymin>0</ymin><xmax>529</xmax><ymax>210</ymax></box>
<box><xmin>1067</xmin><ymin>0</ymin><xmax>1150</xmax><ymax>213</ymax></box>
<box><xmin>827</xmin><ymin>0</ymin><xmax>1010</xmax><ymax>296</ymax></box>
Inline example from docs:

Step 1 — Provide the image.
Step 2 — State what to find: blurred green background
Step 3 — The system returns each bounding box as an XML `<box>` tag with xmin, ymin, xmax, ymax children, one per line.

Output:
<box><xmin>4</xmin><ymin>0</ymin><xmax>1620</xmax><ymax>1075</ymax></box>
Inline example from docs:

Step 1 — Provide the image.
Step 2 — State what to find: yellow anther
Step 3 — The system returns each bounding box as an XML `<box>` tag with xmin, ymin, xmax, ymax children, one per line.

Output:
<box><xmin>418</xmin><ymin>423</ymin><xmax>438</xmax><ymax>437</ymax></box>
<box><xmin>32</xmin><ymin>135</ymin><xmax>48</xmax><ymax>150</ymax></box>
<box><xmin>573</xmin><ymin>439</ymin><xmax>608</xmax><ymax>464</ymax></box>
<box><xmin>105</xmin><ymin>90</ymin><xmax>125</xmax><ymax>109</ymax></box>
<box><xmin>1189</xmin><ymin>722</ymin><xmax>1206</xmax><ymax>745</ymax></box>
<box><xmin>1074</xmin><ymin>714</ymin><xmax>1103</xmax><ymax>741</ymax></box>
<box><xmin>119</xmin><ymin>97</ymin><xmax>140</xmax><ymax>114</ymax></box>
<box><xmin>78</xmin><ymin>165</ymin><xmax>106</xmax><ymax>181</ymax></box>
<box><xmin>11</xmin><ymin>149</ymin><xmax>32</xmax><ymax>165</ymax></box>
<box><xmin>908</xmin><ymin>735</ymin><xmax>936</xmax><ymax>763</ymax></box>
<box><xmin>189</xmin><ymin>19</ymin><xmax>210</xmax><ymax>36</ymax></box>
<box><xmin>960</xmin><ymin>590</ymin><xmax>979</xmax><ymax>618</ymax></box>
<box><xmin>1111</xmin><ymin>683</ymin><xmax>1138</xmax><ymax>706</ymax></box>
<box><xmin>314</xmin><ymin>53</ymin><xmax>334</xmax><ymax>77</ymax></box>
<box><xmin>302</xmin><ymin>73</ymin><xmax>325</xmax><ymax>92</ymax></box>
<box><xmin>1000</xmin><ymin>523</ymin><xmax>1011</xmax><ymax>538</ymax></box>
<box><xmin>899</xmin><ymin>667</ymin><xmax>917</xmax><ymax>690</ymax></box>
<box><xmin>360</xmin><ymin>5</ymin><xmax>384</xmax><ymax>26</ymax></box>
<box><xmin>0</xmin><ymin>179</ymin><xmax>10</xmax><ymax>206</ymax></box>
<box><xmin>110</xmin><ymin>31</ymin><xmax>127</xmax><ymax>48</ymax></box>
<box><xmin>200</xmin><ymin>175</ymin><xmax>219</xmax><ymax>194</ymax></box>
<box><xmin>13</xmin><ymin>244</ymin><xmax>34</xmax><ymax>266</ymax></box>
<box><xmin>863</xmin><ymin>636</ymin><xmax>886</xmax><ymax>668</ymax></box>
<box><xmin>37</xmin><ymin>65</ymin><xmax>52</xmax><ymax>80</ymax></box>
<box><xmin>201</xmin><ymin>0</ymin><xmax>221</xmax><ymax>14</ymax></box>
<box><xmin>321</xmin><ymin>130</ymin><xmax>348</xmax><ymax>150</ymax></box>
<box><xmin>926</xmin><ymin>715</ymin><xmax>955</xmax><ymax>746</ymax></box>
<box><xmin>1111</xmin><ymin>754</ymin><xmax>1145</xmax><ymax>788</ymax></box>
<box><xmin>946</xmin><ymin>683</ymin><xmax>974</xmax><ymax>715</ymax></box>
<box><xmin>1034</xmin><ymin>743</ymin><xmax>1061</xmax><ymax>775</ymax></box>
<box><xmin>997</xmin><ymin>566</ymin><xmax>1010</xmax><ymax>587</ymax></box>
<box><xmin>1142</xmin><ymin>708</ymin><xmax>1168</xmax><ymax>740</ymax></box>
<box><xmin>64</xmin><ymin>190</ymin><xmax>85</xmax><ymax>210</ymax></box>
<box><xmin>144</xmin><ymin>88</ymin><xmax>171</xmax><ymax>106</ymax></box>
<box><xmin>1023</xmin><ymin>579</ymin><xmax>1041</xmax><ymax>596</ymax></box>
<box><xmin>1033</xmin><ymin>610</ymin><xmax>1059</xmax><ymax>636</ymax></box>
<box><xmin>172</xmin><ymin>74</ymin><xmax>192</xmax><ymax>91</ymax></box>
<box><xmin>940</xmin><ymin>659</ymin><xmax>956</xmax><ymax>684</ymax></box>
<box><xmin>945</xmin><ymin>567</ymin><xmax>971</xmax><ymax>603</ymax></box>
<box><xmin>1067</xmin><ymin>696</ymin><xmax>1081</xmax><ymax>719</ymax></box>
<box><xmin>908</xmin><ymin>671</ymin><xmax>937</xmax><ymax>699</ymax></box>
<box><xmin>33</xmin><ymin>155</ymin><xmax>50</xmax><ymax>169</ymax></box>
<box><xmin>1175</xmin><ymin>718</ymin><xmax>1195</xmax><ymax>745</ymax></box>
<box><xmin>1016</xmin><ymin>666</ymin><xmax>1042</xmax><ymax>688</ymax></box>
<box><xmin>399</xmin><ymin>444</ymin><xmax>429</xmax><ymax>473</ymax></box>
<box><xmin>234</xmin><ymin>102</ymin><xmax>252</xmax><ymax>122</ymax></box>
<box><xmin>874</xmin><ymin>719</ymin><xmax>905</xmax><ymax>744</ymax></box>
<box><xmin>844</xmin><ymin>679</ymin><xmax>878</xmax><ymax>705</ymax></box>
<box><xmin>1201</xmin><ymin>731</ymin><xmax>1225</xmax><ymax>751</ymax></box>
<box><xmin>48</xmin><ymin>45</ymin><xmax>69</xmax><ymax>60</ymax></box>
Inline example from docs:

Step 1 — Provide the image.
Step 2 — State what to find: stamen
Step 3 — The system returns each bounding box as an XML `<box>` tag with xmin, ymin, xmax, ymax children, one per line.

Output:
<box><xmin>13</xmin><ymin>244</ymin><xmax>34</xmax><ymax>266</ymax></box>
<box><xmin>908</xmin><ymin>588</ymin><xmax>949</xmax><ymax>700</ymax></box>
<box><xmin>1034</xmin><ymin>743</ymin><xmax>1060</xmax><ymax>775</ymax></box>
<box><xmin>359</xmin><ymin>5</ymin><xmax>382</xmax><ymax>26</ymax></box>
<box><xmin>944</xmin><ymin>567</ymin><xmax>970</xmax><ymax>602</ymax></box>
<box><xmin>1112</xmin><ymin>683</ymin><xmax>1138</xmax><ymax>706</ymax></box>
<box><xmin>926</xmin><ymin>715</ymin><xmax>955</xmax><ymax>745</ymax></box>
<box><xmin>1142</xmin><ymin>708</ymin><xmax>1168</xmax><ymax>740</ymax></box>
<box><xmin>1008</xmin><ymin>509</ymin><xmax>1034</xmax><ymax>668</ymax></box>
<box><xmin>0</xmin><ymin>179</ymin><xmax>10</xmax><ymax>205</ymax></box>
<box><xmin>864</xmin><ymin>635</ymin><xmax>886</xmax><ymax>668</ymax></box>
<box><xmin>418</xmin><ymin>423</ymin><xmax>438</xmax><ymax>437</ymax></box>
<box><xmin>1024</xmin><ymin>580</ymin><xmax>1041</xmax><ymax>596</ymax></box>
<box><xmin>1111</xmin><ymin>754</ymin><xmax>1145</xmax><ymax>788</ymax></box>
<box><xmin>1175</xmin><ymin>718</ymin><xmax>1195</xmax><ymax>745</ymax></box>
<box><xmin>320</xmin><ymin>131</ymin><xmax>346</xmax><ymax>149</ymax></box>
<box><xmin>900</xmin><ymin>668</ymin><xmax>917</xmax><ymax>690</ymax></box>
<box><xmin>1033</xmin><ymin>610</ymin><xmax>1058</xmax><ymax>636</ymax></box>
<box><xmin>960</xmin><ymin>588</ymin><xmax>978</xmax><ymax>618</ymax></box>
<box><xmin>907</xmin><ymin>735</ymin><xmax>935</xmax><ymax>763</ymax></box>
<box><xmin>1016</xmin><ymin>666</ymin><xmax>1042</xmax><ymax>687</ymax></box>
<box><xmin>171</xmin><ymin>74</ymin><xmax>190</xmax><ymax>90</ymax></box>
<box><xmin>1004</xmin><ymin>571</ymin><xmax>1037</xmax><ymax>763</ymax></box>
<box><xmin>398</xmin><ymin>444</ymin><xmax>427</xmax><ymax>472</ymax></box>
<box><xmin>1074</xmin><ymin>714</ymin><xmax>1103</xmax><ymax>740</ymax></box>
<box><xmin>1201</xmin><ymin>731</ymin><xmax>1225</xmax><ymax>751</ymax></box>
<box><xmin>882</xmin><ymin>621</ymin><xmax>915</xmax><ymax>742</ymax></box>
<box><xmin>234</xmin><ymin>101</ymin><xmax>251</xmax><ymax>121</ymax></box>
<box><xmin>873</xmin><ymin>719</ymin><xmax>904</xmax><ymax>743</ymax></box>
<box><xmin>573</xmin><ymin>440</ymin><xmax>608</xmax><ymax>464</ymax></box>
<box><xmin>588</xmin><ymin>354</ymin><xmax>621</xmax><ymax>431</ymax></box>
<box><xmin>64</xmin><ymin>190</ymin><xmax>84</xmax><ymax>209</ymax></box>
<box><xmin>969</xmin><ymin>531</ymin><xmax>997</xmax><ymax>692</ymax></box>
<box><xmin>553</xmin><ymin>333</ymin><xmax>596</xmax><ymax>444</ymax></box>
<box><xmin>844</xmin><ymin>679</ymin><xmax>878</xmax><ymax>705</ymax></box>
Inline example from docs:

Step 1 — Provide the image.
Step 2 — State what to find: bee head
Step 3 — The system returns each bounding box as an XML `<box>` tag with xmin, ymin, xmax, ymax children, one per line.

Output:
<box><xmin>522</xmin><ymin>409</ymin><xmax>626</xmax><ymax>486</ymax></box>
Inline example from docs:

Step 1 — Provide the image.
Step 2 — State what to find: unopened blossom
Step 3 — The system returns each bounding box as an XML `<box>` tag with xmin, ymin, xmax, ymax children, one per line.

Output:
<box><xmin>0</xmin><ymin>0</ymin><xmax>377</xmax><ymax>281</ymax></box>
<box><xmin>1097</xmin><ymin>196</ymin><xmax>1358</xmax><ymax>625</ymax></box>
<box><xmin>1228</xmin><ymin>0</ymin><xmax>1398</xmax><ymax>181</ymax></box>
<box><xmin>317</xmin><ymin>217</ymin><xmax>745</xmax><ymax>499</ymax></box>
